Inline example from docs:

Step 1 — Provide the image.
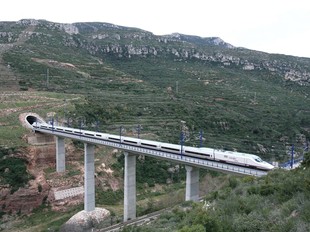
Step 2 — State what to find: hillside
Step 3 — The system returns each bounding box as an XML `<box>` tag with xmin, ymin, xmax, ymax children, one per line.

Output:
<box><xmin>0</xmin><ymin>19</ymin><xmax>309</xmax><ymax>162</ymax></box>
<box><xmin>0</xmin><ymin>18</ymin><xmax>310</xmax><ymax>230</ymax></box>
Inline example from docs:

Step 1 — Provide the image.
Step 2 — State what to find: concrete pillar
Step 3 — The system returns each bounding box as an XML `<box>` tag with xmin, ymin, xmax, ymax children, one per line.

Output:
<box><xmin>124</xmin><ymin>152</ymin><xmax>136</xmax><ymax>221</ymax></box>
<box><xmin>185</xmin><ymin>165</ymin><xmax>199</xmax><ymax>202</ymax></box>
<box><xmin>84</xmin><ymin>143</ymin><xmax>95</xmax><ymax>212</ymax></box>
<box><xmin>56</xmin><ymin>137</ymin><xmax>65</xmax><ymax>172</ymax></box>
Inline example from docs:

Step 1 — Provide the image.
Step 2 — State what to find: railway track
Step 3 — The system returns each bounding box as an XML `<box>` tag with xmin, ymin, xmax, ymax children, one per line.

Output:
<box><xmin>98</xmin><ymin>209</ymin><xmax>167</xmax><ymax>232</ymax></box>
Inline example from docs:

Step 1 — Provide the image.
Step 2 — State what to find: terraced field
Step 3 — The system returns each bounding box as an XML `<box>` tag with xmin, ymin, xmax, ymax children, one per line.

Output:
<box><xmin>0</xmin><ymin>91</ymin><xmax>79</xmax><ymax>147</ymax></box>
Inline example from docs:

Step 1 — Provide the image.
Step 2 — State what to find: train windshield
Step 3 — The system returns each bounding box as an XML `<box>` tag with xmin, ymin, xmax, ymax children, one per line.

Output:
<box><xmin>254</xmin><ymin>157</ymin><xmax>263</xmax><ymax>162</ymax></box>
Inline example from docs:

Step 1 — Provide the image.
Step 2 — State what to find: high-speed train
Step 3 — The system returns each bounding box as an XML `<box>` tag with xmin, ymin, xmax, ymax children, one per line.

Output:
<box><xmin>32</xmin><ymin>122</ymin><xmax>274</xmax><ymax>171</ymax></box>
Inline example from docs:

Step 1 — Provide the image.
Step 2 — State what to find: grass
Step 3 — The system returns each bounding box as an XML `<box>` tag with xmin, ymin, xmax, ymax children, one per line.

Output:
<box><xmin>12</xmin><ymin>204</ymin><xmax>83</xmax><ymax>232</ymax></box>
<box><xmin>0</xmin><ymin>91</ymin><xmax>81</xmax><ymax>147</ymax></box>
<box><xmin>0</xmin><ymin>124</ymin><xmax>28</xmax><ymax>147</ymax></box>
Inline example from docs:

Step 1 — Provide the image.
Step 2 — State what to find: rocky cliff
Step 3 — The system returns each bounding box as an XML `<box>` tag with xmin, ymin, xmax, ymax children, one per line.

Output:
<box><xmin>0</xmin><ymin>127</ymin><xmax>121</xmax><ymax>215</ymax></box>
<box><xmin>0</xmin><ymin>130</ymin><xmax>80</xmax><ymax>214</ymax></box>
<box><xmin>1</xmin><ymin>19</ymin><xmax>309</xmax><ymax>87</ymax></box>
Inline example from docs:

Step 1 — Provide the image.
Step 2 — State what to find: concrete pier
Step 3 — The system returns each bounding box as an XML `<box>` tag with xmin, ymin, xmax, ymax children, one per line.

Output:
<box><xmin>124</xmin><ymin>152</ymin><xmax>136</xmax><ymax>221</ymax></box>
<box><xmin>56</xmin><ymin>137</ymin><xmax>65</xmax><ymax>172</ymax></box>
<box><xmin>185</xmin><ymin>165</ymin><xmax>199</xmax><ymax>202</ymax></box>
<box><xmin>84</xmin><ymin>143</ymin><xmax>95</xmax><ymax>212</ymax></box>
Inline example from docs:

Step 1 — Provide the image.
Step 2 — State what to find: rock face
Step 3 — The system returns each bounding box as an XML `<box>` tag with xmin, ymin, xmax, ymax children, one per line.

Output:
<box><xmin>0</xmin><ymin>171</ymin><xmax>49</xmax><ymax>214</ymax></box>
<box><xmin>2</xmin><ymin>114</ymin><xmax>55</xmax><ymax>214</ymax></box>
<box><xmin>60</xmin><ymin>208</ymin><xmax>110</xmax><ymax>232</ymax></box>
<box><xmin>1</xmin><ymin>113</ymin><xmax>121</xmax><ymax>217</ymax></box>
<box><xmin>2</xmin><ymin>19</ymin><xmax>309</xmax><ymax>87</ymax></box>
<box><xmin>0</xmin><ymin>131</ymin><xmax>55</xmax><ymax>214</ymax></box>
<box><xmin>0</xmin><ymin>132</ymin><xmax>85</xmax><ymax>214</ymax></box>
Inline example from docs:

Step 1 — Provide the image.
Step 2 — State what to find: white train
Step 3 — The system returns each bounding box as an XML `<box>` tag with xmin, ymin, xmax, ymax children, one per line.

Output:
<box><xmin>32</xmin><ymin>122</ymin><xmax>274</xmax><ymax>171</ymax></box>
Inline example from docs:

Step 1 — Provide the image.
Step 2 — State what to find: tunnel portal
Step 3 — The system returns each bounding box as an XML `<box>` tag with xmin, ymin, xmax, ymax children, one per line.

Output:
<box><xmin>20</xmin><ymin>113</ymin><xmax>46</xmax><ymax>130</ymax></box>
<box><xmin>26</xmin><ymin>115</ymin><xmax>38</xmax><ymax>125</ymax></box>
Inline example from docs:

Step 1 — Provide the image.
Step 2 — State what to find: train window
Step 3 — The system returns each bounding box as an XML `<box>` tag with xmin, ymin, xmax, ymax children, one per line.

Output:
<box><xmin>185</xmin><ymin>150</ymin><xmax>211</xmax><ymax>157</ymax></box>
<box><xmin>161</xmin><ymin>146</ymin><xmax>180</xmax><ymax>152</ymax></box>
<box><xmin>74</xmin><ymin>131</ymin><xmax>82</xmax><ymax>134</ymax></box>
<box><xmin>85</xmin><ymin>133</ymin><xmax>94</xmax><ymax>136</ymax></box>
<box><xmin>141</xmin><ymin>143</ymin><xmax>157</xmax><ymax>147</ymax></box>
<box><xmin>65</xmin><ymin>130</ymin><xmax>72</xmax><ymax>132</ymax></box>
<box><xmin>56</xmin><ymin>128</ymin><xmax>63</xmax><ymax>131</ymax></box>
<box><xmin>255</xmin><ymin>158</ymin><xmax>263</xmax><ymax>162</ymax></box>
<box><xmin>96</xmin><ymin>134</ymin><xmax>102</xmax><ymax>137</ymax></box>
<box><xmin>124</xmin><ymin>140</ymin><xmax>137</xmax><ymax>144</ymax></box>
<box><xmin>109</xmin><ymin>137</ymin><xmax>120</xmax><ymax>141</ymax></box>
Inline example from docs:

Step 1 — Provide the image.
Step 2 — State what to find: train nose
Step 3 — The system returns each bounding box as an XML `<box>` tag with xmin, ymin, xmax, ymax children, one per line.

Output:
<box><xmin>265</xmin><ymin>162</ymin><xmax>275</xmax><ymax>170</ymax></box>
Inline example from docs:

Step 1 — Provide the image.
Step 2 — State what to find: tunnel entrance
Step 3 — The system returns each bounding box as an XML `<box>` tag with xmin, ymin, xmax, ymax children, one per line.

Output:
<box><xmin>26</xmin><ymin>115</ymin><xmax>38</xmax><ymax>125</ymax></box>
<box><xmin>21</xmin><ymin>113</ymin><xmax>46</xmax><ymax>130</ymax></box>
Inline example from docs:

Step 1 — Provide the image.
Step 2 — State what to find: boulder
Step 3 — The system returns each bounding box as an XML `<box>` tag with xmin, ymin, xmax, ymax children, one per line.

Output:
<box><xmin>60</xmin><ymin>208</ymin><xmax>110</xmax><ymax>232</ymax></box>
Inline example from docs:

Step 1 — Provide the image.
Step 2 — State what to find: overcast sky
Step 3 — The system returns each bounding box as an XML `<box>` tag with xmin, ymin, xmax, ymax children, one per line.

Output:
<box><xmin>2</xmin><ymin>0</ymin><xmax>310</xmax><ymax>58</ymax></box>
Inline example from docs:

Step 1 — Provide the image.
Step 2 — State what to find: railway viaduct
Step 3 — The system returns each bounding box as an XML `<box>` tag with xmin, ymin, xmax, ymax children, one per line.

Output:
<box><xmin>23</xmin><ymin>113</ymin><xmax>268</xmax><ymax>222</ymax></box>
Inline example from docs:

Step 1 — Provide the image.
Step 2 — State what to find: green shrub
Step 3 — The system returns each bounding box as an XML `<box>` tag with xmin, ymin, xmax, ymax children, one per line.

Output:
<box><xmin>300</xmin><ymin>200</ymin><xmax>310</xmax><ymax>221</ymax></box>
<box><xmin>0</xmin><ymin>156</ymin><xmax>33</xmax><ymax>193</ymax></box>
<box><xmin>301</xmin><ymin>152</ymin><xmax>310</xmax><ymax>168</ymax></box>
<box><xmin>259</xmin><ymin>184</ymin><xmax>278</xmax><ymax>196</ymax></box>
<box><xmin>179</xmin><ymin>224</ymin><xmax>205</xmax><ymax>232</ymax></box>
<box><xmin>228</xmin><ymin>176</ymin><xmax>238</xmax><ymax>189</ymax></box>
<box><xmin>232</xmin><ymin>212</ymin><xmax>269</xmax><ymax>232</ymax></box>
<box><xmin>247</xmin><ymin>186</ymin><xmax>259</xmax><ymax>195</ymax></box>
<box><xmin>96</xmin><ymin>189</ymin><xmax>123</xmax><ymax>205</ymax></box>
<box><xmin>242</xmin><ymin>176</ymin><xmax>255</xmax><ymax>183</ymax></box>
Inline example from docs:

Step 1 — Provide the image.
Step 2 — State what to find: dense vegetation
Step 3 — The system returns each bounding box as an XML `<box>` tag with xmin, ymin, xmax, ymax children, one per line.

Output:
<box><xmin>0</xmin><ymin>147</ymin><xmax>32</xmax><ymax>193</ymax></box>
<box><xmin>121</xmin><ymin>154</ymin><xmax>310</xmax><ymax>231</ymax></box>
<box><xmin>112</xmin><ymin>155</ymin><xmax>186</xmax><ymax>187</ymax></box>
